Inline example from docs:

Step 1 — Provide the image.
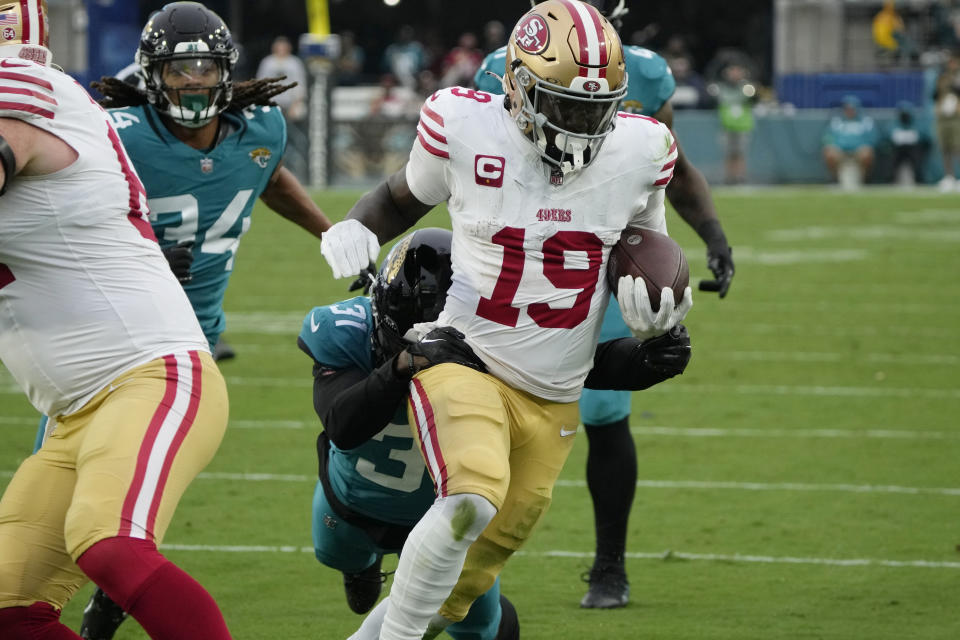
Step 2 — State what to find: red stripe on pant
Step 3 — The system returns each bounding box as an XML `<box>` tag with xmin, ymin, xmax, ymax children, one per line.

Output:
<box><xmin>410</xmin><ymin>378</ymin><xmax>448</xmax><ymax>496</ymax></box>
<box><xmin>118</xmin><ymin>355</ymin><xmax>179</xmax><ymax>538</ymax></box>
<box><xmin>145</xmin><ymin>351</ymin><xmax>203</xmax><ymax>535</ymax></box>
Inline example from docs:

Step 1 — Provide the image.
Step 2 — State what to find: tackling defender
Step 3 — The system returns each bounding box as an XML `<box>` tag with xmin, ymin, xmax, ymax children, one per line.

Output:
<box><xmin>0</xmin><ymin>2</ymin><xmax>232</xmax><ymax>638</ymax></box>
<box><xmin>474</xmin><ymin>0</ymin><xmax>735</xmax><ymax>608</ymax></box>
<box><xmin>320</xmin><ymin>2</ymin><xmax>692</xmax><ymax>638</ymax></box>
<box><xmin>304</xmin><ymin>228</ymin><xmax>520</xmax><ymax>640</ymax></box>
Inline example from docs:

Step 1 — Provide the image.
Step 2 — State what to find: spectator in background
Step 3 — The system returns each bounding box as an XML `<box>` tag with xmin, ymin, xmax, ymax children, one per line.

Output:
<box><xmin>335</xmin><ymin>30</ymin><xmax>366</xmax><ymax>86</ymax></box>
<box><xmin>257</xmin><ymin>36</ymin><xmax>309</xmax><ymax>183</ymax></box>
<box><xmin>886</xmin><ymin>100</ymin><xmax>931</xmax><ymax>185</ymax></box>
<box><xmin>383</xmin><ymin>25</ymin><xmax>427</xmax><ymax>91</ymax></box>
<box><xmin>935</xmin><ymin>53</ymin><xmax>960</xmax><ymax>190</ymax></box>
<box><xmin>483</xmin><ymin>20</ymin><xmax>505</xmax><ymax>54</ymax></box>
<box><xmin>257</xmin><ymin>36</ymin><xmax>308</xmax><ymax>121</ymax></box>
<box><xmin>440</xmin><ymin>32</ymin><xmax>484</xmax><ymax>88</ymax></box>
<box><xmin>369</xmin><ymin>73</ymin><xmax>420</xmax><ymax>175</ymax></box>
<box><xmin>822</xmin><ymin>95</ymin><xmax>878</xmax><ymax>188</ymax></box>
<box><xmin>712</xmin><ymin>64</ymin><xmax>756</xmax><ymax>184</ymax></box>
<box><xmin>872</xmin><ymin>0</ymin><xmax>918</xmax><ymax>63</ymax></box>
<box><xmin>669</xmin><ymin>55</ymin><xmax>710</xmax><ymax>110</ymax></box>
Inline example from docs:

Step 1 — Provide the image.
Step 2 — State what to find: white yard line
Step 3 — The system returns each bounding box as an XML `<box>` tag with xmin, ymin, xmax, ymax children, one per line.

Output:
<box><xmin>4</xmin><ymin>417</ymin><xmax>954</xmax><ymax>439</ymax></box>
<box><xmin>7</xmin><ymin>469</ymin><xmax>951</xmax><ymax>497</ymax></box>
<box><xmin>156</xmin><ymin>543</ymin><xmax>960</xmax><ymax>570</ymax></box>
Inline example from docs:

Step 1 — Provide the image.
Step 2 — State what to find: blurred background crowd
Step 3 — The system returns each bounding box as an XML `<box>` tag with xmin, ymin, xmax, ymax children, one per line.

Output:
<box><xmin>51</xmin><ymin>0</ymin><xmax>960</xmax><ymax>189</ymax></box>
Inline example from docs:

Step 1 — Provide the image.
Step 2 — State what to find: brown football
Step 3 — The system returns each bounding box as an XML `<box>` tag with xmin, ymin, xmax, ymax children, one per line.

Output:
<box><xmin>606</xmin><ymin>227</ymin><xmax>689</xmax><ymax>311</ymax></box>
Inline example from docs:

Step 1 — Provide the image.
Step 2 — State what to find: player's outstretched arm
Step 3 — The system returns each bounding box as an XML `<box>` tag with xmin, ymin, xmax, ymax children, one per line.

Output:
<box><xmin>260</xmin><ymin>164</ymin><xmax>332</xmax><ymax>239</ymax></box>
<box><xmin>322</xmin><ymin>166</ymin><xmax>434</xmax><ymax>279</ymax></box>
<box><xmin>348</xmin><ymin>166</ymin><xmax>433</xmax><ymax>243</ymax></box>
<box><xmin>652</xmin><ymin>101</ymin><xmax>735</xmax><ymax>298</ymax></box>
<box><xmin>583</xmin><ymin>324</ymin><xmax>692</xmax><ymax>391</ymax></box>
<box><xmin>308</xmin><ymin>353</ymin><xmax>414</xmax><ymax>450</ymax></box>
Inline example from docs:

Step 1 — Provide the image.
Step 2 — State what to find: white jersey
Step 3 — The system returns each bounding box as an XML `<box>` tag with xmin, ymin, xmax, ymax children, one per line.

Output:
<box><xmin>406</xmin><ymin>87</ymin><xmax>677</xmax><ymax>402</ymax></box>
<box><xmin>0</xmin><ymin>59</ymin><xmax>209</xmax><ymax>417</ymax></box>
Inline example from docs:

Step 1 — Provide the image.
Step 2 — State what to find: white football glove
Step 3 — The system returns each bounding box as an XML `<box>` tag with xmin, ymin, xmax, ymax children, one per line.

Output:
<box><xmin>320</xmin><ymin>219</ymin><xmax>380</xmax><ymax>279</ymax></box>
<box><xmin>617</xmin><ymin>275</ymin><xmax>693</xmax><ymax>341</ymax></box>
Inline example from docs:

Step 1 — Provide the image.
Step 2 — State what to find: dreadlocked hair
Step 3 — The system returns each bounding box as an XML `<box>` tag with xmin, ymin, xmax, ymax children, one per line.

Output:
<box><xmin>90</xmin><ymin>75</ymin><xmax>299</xmax><ymax>112</ymax></box>
<box><xmin>90</xmin><ymin>76</ymin><xmax>148</xmax><ymax>109</ymax></box>
<box><xmin>231</xmin><ymin>76</ymin><xmax>298</xmax><ymax>111</ymax></box>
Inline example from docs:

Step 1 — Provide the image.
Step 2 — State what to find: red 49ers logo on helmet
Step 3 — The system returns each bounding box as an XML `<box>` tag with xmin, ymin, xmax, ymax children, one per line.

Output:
<box><xmin>583</xmin><ymin>80</ymin><xmax>602</xmax><ymax>93</ymax></box>
<box><xmin>514</xmin><ymin>14</ymin><xmax>549</xmax><ymax>54</ymax></box>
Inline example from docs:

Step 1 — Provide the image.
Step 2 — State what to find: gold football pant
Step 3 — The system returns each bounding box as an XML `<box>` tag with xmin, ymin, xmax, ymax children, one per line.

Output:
<box><xmin>407</xmin><ymin>363</ymin><xmax>579</xmax><ymax>621</ymax></box>
<box><xmin>0</xmin><ymin>351</ymin><xmax>228</xmax><ymax>610</ymax></box>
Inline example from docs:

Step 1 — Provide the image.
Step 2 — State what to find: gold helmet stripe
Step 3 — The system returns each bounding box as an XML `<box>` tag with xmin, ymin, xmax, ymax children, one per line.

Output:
<box><xmin>557</xmin><ymin>0</ymin><xmax>609</xmax><ymax>79</ymax></box>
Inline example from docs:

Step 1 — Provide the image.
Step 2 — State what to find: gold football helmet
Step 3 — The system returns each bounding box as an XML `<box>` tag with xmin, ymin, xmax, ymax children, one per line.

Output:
<box><xmin>0</xmin><ymin>1</ymin><xmax>51</xmax><ymax>66</ymax></box>
<box><xmin>506</xmin><ymin>0</ymin><xmax>627</xmax><ymax>179</ymax></box>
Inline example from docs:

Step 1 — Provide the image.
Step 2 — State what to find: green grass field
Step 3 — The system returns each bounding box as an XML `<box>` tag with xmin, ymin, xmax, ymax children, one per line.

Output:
<box><xmin>2</xmin><ymin>187</ymin><xmax>959</xmax><ymax>639</ymax></box>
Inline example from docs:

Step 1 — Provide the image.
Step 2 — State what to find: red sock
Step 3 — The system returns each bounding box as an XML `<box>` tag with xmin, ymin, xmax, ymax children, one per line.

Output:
<box><xmin>0</xmin><ymin>602</ymin><xmax>82</xmax><ymax>639</ymax></box>
<box><xmin>76</xmin><ymin>537</ymin><xmax>231</xmax><ymax>640</ymax></box>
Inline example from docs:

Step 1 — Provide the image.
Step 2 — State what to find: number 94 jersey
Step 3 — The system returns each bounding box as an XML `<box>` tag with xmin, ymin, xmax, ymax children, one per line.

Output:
<box><xmin>406</xmin><ymin>87</ymin><xmax>678</xmax><ymax>403</ymax></box>
<box><xmin>108</xmin><ymin>104</ymin><xmax>286</xmax><ymax>347</ymax></box>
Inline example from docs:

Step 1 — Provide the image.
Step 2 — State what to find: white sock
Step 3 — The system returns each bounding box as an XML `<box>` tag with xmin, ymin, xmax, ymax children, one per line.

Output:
<box><xmin>379</xmin><ymin>494</ymin><xmax>497</xmax><ymax>640</ymax></box>
<box><xmin>347</xmin><ymin>596</ymin><xmax>390</xmax><ymax>640</ymax></box>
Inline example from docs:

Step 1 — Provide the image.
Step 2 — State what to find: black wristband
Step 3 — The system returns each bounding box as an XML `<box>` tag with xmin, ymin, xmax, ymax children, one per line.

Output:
<box><xmin>0</xmin><ymin>134</ymin><xmax>17</xmax><ymax>196</ymax></box>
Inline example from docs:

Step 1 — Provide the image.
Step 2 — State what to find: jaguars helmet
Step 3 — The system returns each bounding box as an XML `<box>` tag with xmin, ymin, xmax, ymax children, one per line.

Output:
<box><xmin>507</xmin><ymin>0</ymin><xmax>627</xmax><ymax>179</ymax></box>
<box><xmin>136</xmin><ymin>2</ymin><xmax>239</xmax><ymax>128</ymax></box>
<box><xmin>0</xmin><ymin>0</ymin><xmax>51</xmax><ymax>66</ymax></box>
<box><xmin>371</xmin><ymin>228</ymin><xmax>453</xmax><ymax>363</ymax></box>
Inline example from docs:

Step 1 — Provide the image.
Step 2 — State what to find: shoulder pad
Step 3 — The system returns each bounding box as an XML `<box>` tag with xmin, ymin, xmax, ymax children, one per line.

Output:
<box><xmin>299</xmin><ymin>297</ymin><xmax>374</xmax><ymax>370</ymax></box>
<box><xmin>474</xmin><ymin>47</ymin><xmax>507</xmax><ymax>95</ymax></box>
<box><xmin>0</xmin><ymin>61</ymin><xmax>60</xmax><ymax>121</ymax></box>
<box><xmin>624</xmin><ymin>47</ymin><xmax>670</xmax><ymax>82</ymax></box>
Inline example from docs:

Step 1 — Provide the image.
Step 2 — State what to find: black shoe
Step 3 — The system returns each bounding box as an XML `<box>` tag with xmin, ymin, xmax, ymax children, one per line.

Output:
<box><xmin>80</xmin><ymin>587</ymin><xmax>128</xmax><ymax>639</ymax></box>
<box><xmin>579</xmin><ymin>562</ymin><xmax>630</xmax><ymax>609</ymax></box>
<box><xmin>212</xmin><ymin>337</ymin><xmax>236</xmax><ymax>362</ymax></box>
<box><xmin>343</xmin><ymin>556</ymin><xmax>388</xmax><ymax>614</ymax></box>
<box><xmin>495</xmin><ymin>594</ymin><xmax>520</xmax><ymax>640</ymax></box>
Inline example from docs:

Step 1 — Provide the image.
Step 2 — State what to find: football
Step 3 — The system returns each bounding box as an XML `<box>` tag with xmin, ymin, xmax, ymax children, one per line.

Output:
<box><xmin>606</xmin><ymin>227</ymin><xmax>689</xmax><ymax>311</ymax></box>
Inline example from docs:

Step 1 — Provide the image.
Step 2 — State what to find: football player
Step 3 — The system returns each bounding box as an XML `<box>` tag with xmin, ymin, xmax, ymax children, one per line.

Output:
<box><xmin>473</xmin><ymin>0</ymin><xmax>735</xmax><ymax>608</ymax></box>
<box><xmin>93</xmin><ymin>1</ymin><xmax>332</xmax><ymax>355</ymax></box>
<box><xmin>0</xmin><ymin>2</ymin><xmax>232</xmax><ymax>639</ymax></box>
<box><xmin>77</xmin><ymin>3</ymin><xmax>333</xmax><ymax>637</ymax></box>
<box><xmin>320</xmin><ymin>3</ymin><xmax>692</xmax><ymax>638</ymax></box>
<box><xmin>312</xmin><ymin>229</ymin><xmax>688</xmax><ymax>640</ymax></box>
<box><xmin>304</xmin><ymin>228</ymin><xmax>519</xmax><ymax>640</ymax></box>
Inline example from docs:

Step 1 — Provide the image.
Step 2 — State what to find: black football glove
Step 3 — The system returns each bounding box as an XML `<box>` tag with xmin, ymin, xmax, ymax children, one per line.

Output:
<box><xmin>640</xmin><ymin>324</ymin><xmax>691</xmax><ymax>378</ymax></box>
<box><xmin>407</xmin><ymin>326</ymin><xmax>487</xmax><ymax>374</ymax></box>
<box><xmin>695</xmin><ymin>220</ymin><xmax>734</xmax><ymax>298</ymax></box>
<box><xmin>162</xmin><ymin>241</ymin><xmax>194</xmax><ymax>284</ymax></box>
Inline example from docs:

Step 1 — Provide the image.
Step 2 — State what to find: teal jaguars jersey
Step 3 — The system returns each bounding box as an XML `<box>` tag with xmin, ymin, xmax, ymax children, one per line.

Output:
<box><xmin>473</xmin><ymin>44</ymin><xmax>676</xmax><ymax>117</ymax></box>
<box><xmin>298</xmin><ymin>297</ymin><xmax>436</xmax><ymax>526</ymax></box>
<box><xmin>108</xmin><ymin>104</ymin><xmax>286</xmax><ymax>348</ymax></box>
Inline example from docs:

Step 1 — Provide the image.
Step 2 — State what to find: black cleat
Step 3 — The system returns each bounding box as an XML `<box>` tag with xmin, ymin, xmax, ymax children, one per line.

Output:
<box><xmin>343</xmin><ymin>556</ymin><xmax>388</xmax><ymax>614</ymax></box>
<box><xmin>495</xmin><ymin>594</ymin><xmax>520</xmax><ymax>640</ymax></box>
<box><xmin>580</xmin><ymin>562</ymin><xmax>630</xmax><ymax>609</ymax></box>
<box><xmin>80</xmin><ymin>587</ymin><xmax>128</xmax><ymax>639</ymax></box>
<box><xmin>212</xmin><ymin>337</ymin><xmax>236</xmax><ymax>362</ymax></box>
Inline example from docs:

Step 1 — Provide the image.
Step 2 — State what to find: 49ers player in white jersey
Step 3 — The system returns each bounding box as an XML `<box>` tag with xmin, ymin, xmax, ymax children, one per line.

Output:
<box><xmin>0</xmin><ymin>3</ymin><xmax>232</xmax><ymax>639</ymax></box>
<box><xmin>321</xmin><ymin>2</ymin><xmax>692</xmax><ymax>639</ymax></box>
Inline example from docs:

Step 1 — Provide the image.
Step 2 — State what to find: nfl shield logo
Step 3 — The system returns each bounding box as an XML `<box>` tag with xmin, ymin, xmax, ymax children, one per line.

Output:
<box><xmin>200</xmin><ymin>158</ymin><xmax>214</xmax><ymax>174</ymax></box>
